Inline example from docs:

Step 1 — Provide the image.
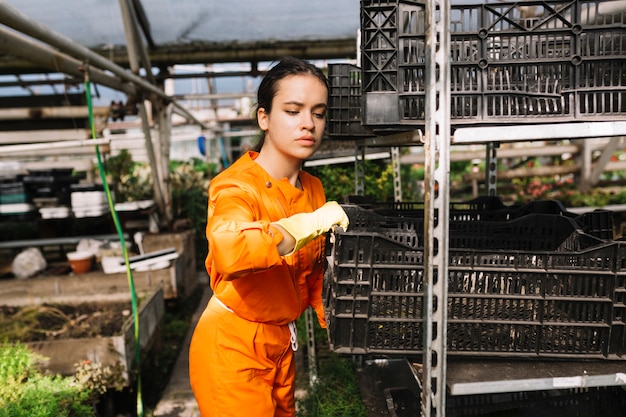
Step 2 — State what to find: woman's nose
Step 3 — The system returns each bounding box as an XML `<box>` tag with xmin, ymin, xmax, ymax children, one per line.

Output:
<box><xmin>302</xmin><ymin>111</ymin><xmax>315</xmax><ymax>130</ymax></box>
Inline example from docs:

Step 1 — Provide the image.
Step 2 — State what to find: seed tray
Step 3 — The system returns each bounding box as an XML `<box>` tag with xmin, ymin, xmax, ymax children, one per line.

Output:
<box><xmin>356</xmin><ymin>0</ymin><xmax>626</xmax><ymax>130</ymax></box>
<box><xmin>324</xmin><ymin>229</ymin><xmax>626</xmax><ymax>358</ymax></box>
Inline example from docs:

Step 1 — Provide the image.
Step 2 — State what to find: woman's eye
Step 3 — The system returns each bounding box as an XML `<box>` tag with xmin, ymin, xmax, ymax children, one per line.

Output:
<box><xmin>286</xmin><ymin>110</ymin><xmax>298</xmax><ymax>115</ymax></box>
<box><xmin>314</xmin><ymin>112</ymin><xmax>326</xmax><ymax>119</ymax></box>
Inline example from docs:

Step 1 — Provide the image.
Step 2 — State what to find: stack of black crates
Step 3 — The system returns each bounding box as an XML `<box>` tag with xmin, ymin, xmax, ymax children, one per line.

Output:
<box><xmin>324</xmin><ymin>197</ymin><xmax>626</xmax><ymax>360</ymax></box>
<box><xmin>327</xmin><ymin>0</ymin><xmax>626</xmax><ymax>137</ymax></box>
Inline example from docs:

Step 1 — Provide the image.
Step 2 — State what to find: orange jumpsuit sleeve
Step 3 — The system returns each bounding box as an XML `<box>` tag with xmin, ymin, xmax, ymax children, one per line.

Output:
<box><xmin>206</xmin><ymin>185</ymin><xmax>285</xmax><ymax>280</ymax></box>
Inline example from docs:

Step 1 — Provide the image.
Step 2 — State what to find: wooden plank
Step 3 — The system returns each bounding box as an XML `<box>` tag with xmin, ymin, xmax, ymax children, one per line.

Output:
<box><xmin>0</xmin><ymin>234</ymin><xmax>125</xmax><ymax>250</ymax></box>
<box><xmin>0</xmin><ymin>106</ymin><xmax>108</xmax><ymax>120</ymax></box>
<box><xmin>0</xmin><ymin>263</ymin><xmax>179</xmax><ymax>305</ymax></box>
<box><xmin>0</xmin><ymin>129</ymin><xmax>89</xmax><ymax>143</ymax></box>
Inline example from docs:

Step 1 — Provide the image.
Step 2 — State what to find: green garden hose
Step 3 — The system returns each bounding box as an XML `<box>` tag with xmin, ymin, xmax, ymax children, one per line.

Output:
<box><xmin>83</xmin><ymin>69</ymin><xmax>143</xmax><ymax>417</ymax></box>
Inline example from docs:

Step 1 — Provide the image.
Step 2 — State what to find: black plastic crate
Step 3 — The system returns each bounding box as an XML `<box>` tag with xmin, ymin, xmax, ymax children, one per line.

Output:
<box><xmin>342</xmin><ymin>203</ymin><xmax>607</xmax><ymax>251</ymax></box>
<box><xmin>359</xmin><ymin>0</ymin><xmax>626</xmax><ymax>129</ymax></box>
<box><xmin>575</xmin><ymin>209</ymin><xmax>615</xmax><ymax>240</ymax></box>
<box><xmin>385</xmin><ymin>385</ymin><xmax>626</xmax><ymax>417</ymax></box>
<box><xmin>325</xmin><ymin>229</ymin><xmax>626</xmax><ymax>358</ymax></box>
<box><xmin>327</xmin><ymin>64</ymin><xmax>375</xmax><ymax>138</ymax></box>
<box><xmin>344</xmin><ymin>197</ymin><xmax>614</xmax><ymax>241</ymax></box>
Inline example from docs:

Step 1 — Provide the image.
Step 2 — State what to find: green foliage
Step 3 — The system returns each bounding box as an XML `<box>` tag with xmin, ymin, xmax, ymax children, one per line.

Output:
<box><xmin>103</xmin><ymin>151</ymin><xmax>215</xmax><ymax>266</ymax></box>
<box><xmin>169</xmin><ymin>158</ymin><xmax>211</xmax><ymax>231</ymax></box>
<box><xmin>103</xmin><ymin>149</ymin><xmax>153</xmax><ymax>202</ymax></box>
<box><xmin>295</xmin><ymin>312</ymin><xmax>367</xmax><ymax>417</ymax></box>
<box><xmin>0</xmin><ymin>343</ymin><xmax>95</xmax><ymax>417</ymax></box>
<box><xmin>305</xmin><ymin>160</ymin><xmax>423</xmax><ymax>202</ymax></box>
<box><xmin>296</xmin><ymin>352</ymin><xmax>367</xmax><ymax>417</ymax></box>
<box><xmin>510</xmin><ymin>174</ymin><xmax>626</xmax><ymax>207</ymax></box>
<box><xmin>304</xmin><ymin>163</ymin><xmax>354</xmax><ymax>201</ymax></box>
<box><xmin>169</xmin><ymin>158</ymin><xmax>213</xmax><ymax>267</ymax></box>
<box><xmin>73</xmin><ymin>360</ymin><xmax>126</xmax><ymax>396</ymax></box>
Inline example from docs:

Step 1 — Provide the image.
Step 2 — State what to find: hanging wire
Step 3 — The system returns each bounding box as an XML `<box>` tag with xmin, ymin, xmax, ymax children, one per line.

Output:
<box><xmin>83</xmin><ymin>66</ymin><xmax>144</xmax><ymax>417</ymax></box>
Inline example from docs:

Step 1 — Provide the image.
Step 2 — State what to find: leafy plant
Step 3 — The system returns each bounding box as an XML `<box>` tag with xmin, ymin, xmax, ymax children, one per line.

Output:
<box><xmin>305</xmin><ymin>159</ymin><xmax>423</xmax><ymax>202</ymax></box>
<box><xmin>296</xmin><ymin>347</ymin><xmax>367</xmax><ymax>417</ymax></box>
<box><xmin>0</xmin><ymin>343</ymin><xmax>95</xmax><ymax>417</ymax></box>
<box><xmin>169</xmin><ymin>158</ymin><xmax>211</xmax><ymax>231</ymax></box>
<box><xmin>295</xmin><ymin>313</ymin><xmax>367</xmax><ymax>417</ymax></box>
<box><xmin>102</xmin><ymin>151</ymin><xmax>216</xmax><ymax>265</ymax></box>
<box><xmin>73</xmin><ymin>360</ymin><xmax>126</xmax><ymax>396</ymax></box>
<box><xmin>102</xmin><ymin>149</ymin><xmax>152</xmax><ymax>202</ymax></box>
<box><xmin>169</xmin><ymin>158</ymin><xmax>213</xmax><ymax>266</ymax></box>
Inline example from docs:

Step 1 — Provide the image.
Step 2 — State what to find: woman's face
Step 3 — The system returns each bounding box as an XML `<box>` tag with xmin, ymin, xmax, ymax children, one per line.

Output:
<box><xmin>257</xmin><ymin>74</ymin><xmax>327</xmax><ymax>162</ymax></box>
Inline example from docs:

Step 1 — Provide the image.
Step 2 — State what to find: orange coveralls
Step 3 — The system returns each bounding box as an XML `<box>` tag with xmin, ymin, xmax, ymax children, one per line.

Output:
<box><xmin>189</xmin><ymin>151</ymin><xmax>327</xmax><ymax>417</ymax></box>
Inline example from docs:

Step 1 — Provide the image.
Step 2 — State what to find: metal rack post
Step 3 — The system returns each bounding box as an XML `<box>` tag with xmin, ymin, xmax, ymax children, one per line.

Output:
<box><xmin>422</xmin><ymin>0</ymin><xmax>450</xmax><ymax>416</ymax></box>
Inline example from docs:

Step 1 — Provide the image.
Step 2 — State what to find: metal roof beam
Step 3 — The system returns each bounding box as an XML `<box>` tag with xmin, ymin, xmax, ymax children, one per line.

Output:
<box><xmin>131</xmin><ymin>0</ymin><xmax>155</xmax><ymax>49</ymax></box>
<box><xmin>0</xmin><ymin>0</ymin><xmax>206</xmax><ymax>129</ymax></box>
<box><xmin>0</xmin><ymin>38</ymin><xmax>357</xmax><ymax>76</ymax></box>
<box><xmin>0</xmin><ymin>26</ymin><xmax>135</xmax><ymax>95</ymax></box>
<box><xmin>119</xmin><ymin>0</ymin><xmax>156</xmax><ymax>84</ymax></box>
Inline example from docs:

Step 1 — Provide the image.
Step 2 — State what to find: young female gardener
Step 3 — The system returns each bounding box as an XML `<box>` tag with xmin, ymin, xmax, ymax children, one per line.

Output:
<box><xmin>188</xmin><ymin>57</ymin><xmax>349</xmax><ymax>417</ymax></box>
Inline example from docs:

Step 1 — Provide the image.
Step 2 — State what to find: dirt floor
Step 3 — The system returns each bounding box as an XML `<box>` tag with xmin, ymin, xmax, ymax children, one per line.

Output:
<box><xmin>0</xmin><ymin>300</ymin><xmax>131</xmax><ymax>342</ymax></box>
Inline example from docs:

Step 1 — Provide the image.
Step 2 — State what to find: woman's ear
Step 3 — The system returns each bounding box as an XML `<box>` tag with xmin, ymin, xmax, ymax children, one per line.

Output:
<box><xmin>257</xmin><ymin>107</ymin><xmax>269</xmax><ymax>131</ymax></box>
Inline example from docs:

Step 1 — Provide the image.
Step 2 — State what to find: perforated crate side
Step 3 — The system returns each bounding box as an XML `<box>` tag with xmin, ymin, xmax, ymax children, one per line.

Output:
<box><xmin>327</xmin><ymin>231</ymin><xmax>626</xmax><ymax>358</ymax></box>
<box><xmin>613</xmin><ymin>241</ymin><xmax>626</xmax><ymax>354</ymax></box>
<box><xmin>326</xmin><ymin>230</ymin><xmax>425</xmax><ymax>354</ymax></box>
<box><xmin>391</xmin><ymin>383</ymin><xmax>626</xmax><ymax>417</ymax></box>
<box><xmin>448</xmin><ymin>245</ymin><xmax>617</xmax><ymax>358</ymax></box>
<box><xmin>360</xmin><ymin>0</ymin><xmax>626</xmax><ymax>128</ymax></box>
<box><xmin>344</xmin><ymin>202</ymin><xmax>610</xmax><ymax>251</ymax></box>
<box><xmin>575</xmin><ymin>209</ymin><xmax>615</xmax><ymax>240</ymax></box>
<box><xmin>446</xmin><ymin>386</ymin><xmax>626</xmax><ymax>417</ymax></box>
<box><xmin>327</xmin><ymin>64</ymin><xmax>375</xmax><ymax>138</ymax></box>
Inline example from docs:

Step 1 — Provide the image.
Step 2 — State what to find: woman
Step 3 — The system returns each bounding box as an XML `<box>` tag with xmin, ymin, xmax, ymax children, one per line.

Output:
<box><xmin>189</xmin><ymin>56</ymin><xmax>349</xmax><ymax>417</ymax></box>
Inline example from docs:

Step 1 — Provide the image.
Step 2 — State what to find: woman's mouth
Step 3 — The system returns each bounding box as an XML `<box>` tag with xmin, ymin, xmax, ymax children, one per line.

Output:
<box><xmin>297</xmin><ymin>135</ymin><xmax>316</xmax><ymax>145</ymax></box>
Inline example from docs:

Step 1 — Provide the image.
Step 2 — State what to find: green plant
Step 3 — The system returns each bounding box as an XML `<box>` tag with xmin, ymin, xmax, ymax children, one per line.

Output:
<box><xmin>103</xmin><ymin>149</ymin><xmax>153</xmax><ymax>202</ymax></box>
<box><xmin>169</xmin><ymin>159</ymin><xmax>211</xmax><ymax>227</ymax></box>
<box><xmin>102</xmin><ymin>151</ymin><xmax>216</xmax><ymax>266</ymax></box>
<box><xmin>73</xmin><ymin>360</ymin><xmax>127</xmax><ymax>396</ymax></box>
<box><xmin>169</xmin><ymin>158</ymin><xmax>213</xmax><ymax>266</ymax></box>
<box><xmin>0</xmin><ymin>343</ymin><xmax>95</xmax><ymax>417</ymax></box>
<box><xmin>305</xmin><ymin>159</ymin><xmax>423</xmax><ymax>202</ymax></box>
<box><xmin>295</xmin><ymin>313</ymin><xmax>367</xmax><ymax>417</ymax></box>
<box><xmin>296</xmin><ymin>352</ymin><xmax>367</xmax><ymax>417</ymax></box>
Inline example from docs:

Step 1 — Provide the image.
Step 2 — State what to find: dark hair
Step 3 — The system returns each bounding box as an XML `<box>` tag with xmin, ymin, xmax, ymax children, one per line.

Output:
<box><xmin>252</xmin><ymin>57</ymin><xmax>329</xmax><ymax>152</ymax></box>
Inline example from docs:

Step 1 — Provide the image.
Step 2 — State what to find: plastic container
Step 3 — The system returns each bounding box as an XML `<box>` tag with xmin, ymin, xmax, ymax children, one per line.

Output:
<box><xmin>354</xmin><ymin>0</ymin><xmax>626</xmax><ymax>131</ymax></box>
<box><xmin>324</xmin><ymin>204</ymin><xmax>626</xmax><ymax>359</ymax></box>
<box><xmin>327</xmin><ymin>63</ymin><xmax>375</xmax><ymax>138</ymax></box>
<box><xmin>66</xmin><ymin>251</ymin><xmax>94</xmax><ymax>275</ymax></box>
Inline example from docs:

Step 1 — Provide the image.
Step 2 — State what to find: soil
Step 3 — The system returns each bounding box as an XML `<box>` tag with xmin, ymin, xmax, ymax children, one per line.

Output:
<box><xmin>0</xmin><ymin>301</ymin><xmax>131</xmax><ymax>342</ymax></box>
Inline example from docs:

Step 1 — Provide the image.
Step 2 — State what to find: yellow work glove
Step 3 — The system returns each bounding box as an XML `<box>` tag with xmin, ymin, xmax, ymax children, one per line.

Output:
<box><xmin>273</xmin><ymin>201</ymin><xmax>349</xmax><ymax>254</ymax></box>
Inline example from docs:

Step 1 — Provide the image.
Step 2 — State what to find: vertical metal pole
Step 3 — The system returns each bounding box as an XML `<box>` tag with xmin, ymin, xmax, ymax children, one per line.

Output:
<box><xmin>118</xmin><ymin>0</ymin><xmax>169</xmax><ymax>225</ymax></box>
<box><xmin>305</xmin><ymin>307</ymin><xmax>318</xmax><ymax>386</ymax></box>
<box><xmin>157</xmin><ymin>103</ymin><xmax>174</xmax><ymax>225</ymax></box>
<box><xmin>423</xmin><ymin>0</ymin><xmax>450</xmax><ymax>416</ymax></box>
<box><xmin>485</xmin><ymin>142</ymin><xmax>499</xmax><ymax>196</ymax></box>
<box><xmin>355</xmin><ymin>145</ymin><xmax>366</xmax><ymax>196</ymax></box>
<box><xmin>391</xmin><ymin>146</ymin><xmax>403</xmax><ymax>202</ymax></box>
<box><xmin>577</xmin><ymin>138</ymin><xmax>592</xmax><ymax>192</ymax></box>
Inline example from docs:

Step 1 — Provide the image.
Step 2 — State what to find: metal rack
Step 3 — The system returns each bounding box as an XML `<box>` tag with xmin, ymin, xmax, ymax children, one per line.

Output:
<box><xmin>329</xmin><ymin>1</ymin><xmax>626</xmax><ymax>416</ymax></box>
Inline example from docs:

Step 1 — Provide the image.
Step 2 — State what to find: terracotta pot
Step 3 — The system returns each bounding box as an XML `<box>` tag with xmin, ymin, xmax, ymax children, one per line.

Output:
<box><xmin>66</xmin><ymin>251</ymin><xmax>93</xmax><ymax>275</ymax></box>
